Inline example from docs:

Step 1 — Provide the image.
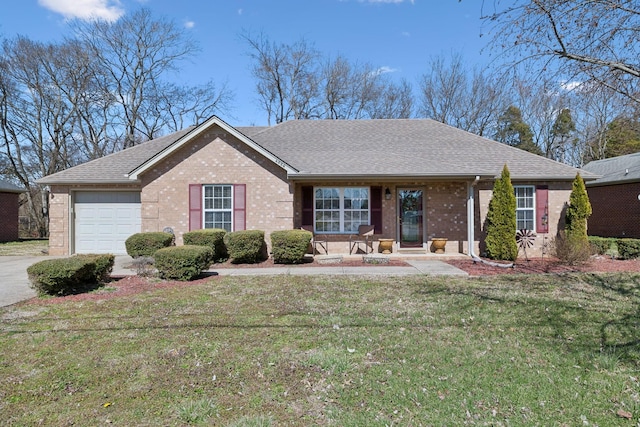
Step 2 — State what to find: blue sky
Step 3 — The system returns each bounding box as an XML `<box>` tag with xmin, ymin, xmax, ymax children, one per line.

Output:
<box><xmin>1</xmin><ymin>0</ymin><xmax>490</xmax><ymax>126</ymax></box>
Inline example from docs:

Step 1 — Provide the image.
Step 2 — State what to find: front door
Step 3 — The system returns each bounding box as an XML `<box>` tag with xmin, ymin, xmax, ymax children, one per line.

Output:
<box><xmin>399</xmin><ymin>189</ymin><xmax>424</xmax><ymax>247</ymax></box>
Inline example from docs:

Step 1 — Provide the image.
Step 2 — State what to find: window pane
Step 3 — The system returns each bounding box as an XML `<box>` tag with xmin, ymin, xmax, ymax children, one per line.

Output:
<box><xmin>203</xmin><ymin>184</ymin><xmax>233</xmax><ymax>231</ymax></box>
<box><xmin>514</xmin><ymin>186</ymin><xmax>535</xmax><ymax>231</ymax></box>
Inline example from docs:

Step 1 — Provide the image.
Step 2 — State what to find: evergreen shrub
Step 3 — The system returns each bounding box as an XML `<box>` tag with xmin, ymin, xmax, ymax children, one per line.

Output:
<box><xmin>125</xmin><ymin>232</ymin><xmax>174</xmax><ymax>257</ymax></box>
<box><xmin>183</xmin><ymin>228</ymin><xmax>227</xmax><ymax>262</ymax></box>
<box><xmin>224</xmin><ymin>230</ymin><xmax>266</xmax><ymax>264</ymax></box>
<box><xmin>271</xmin><ymin>229</ymin><xmax>312</xmax><ymax>264</ymax></box>
<box><xmin>154</xmin><ymin>245</ymin><xmax>214</xmax><ymax>281</ymax></box>
<box><xmin>27</xmin><ymin>254</ymin><xmax>115</xmax><ymax>296</ymax></box>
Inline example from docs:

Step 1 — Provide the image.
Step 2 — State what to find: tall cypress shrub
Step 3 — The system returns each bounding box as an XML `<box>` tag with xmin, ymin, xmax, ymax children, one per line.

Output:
<box><xmin>485</xmin><ymin>165</ymin><xmax>518</xmax><ymax>261</ymax></box>
<box><xmin>565</xmin><ymin>173</ymin><xmax>592</xmax><ymax>242</ymax></box>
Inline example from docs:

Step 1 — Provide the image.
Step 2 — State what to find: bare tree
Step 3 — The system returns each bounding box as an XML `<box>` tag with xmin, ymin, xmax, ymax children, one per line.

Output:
<box><xmin>244</xmin><ymin>32</ymin><xmax>321</xmax><ymax>124</ymax></box>
<box><xmin>0</xmin><ymin>37</ymin><xmax>81</xmax><ymax>236</ymax></box>
<box><xmin>72</xmin><ymin>8</ymin><xmax>232</xmax><ymax>148</ymax></box>
<box><xmin>483</xmin><ymin>1</ymin><xmax>640</xmax><ymax>105</ymax></box>
<box><xmin>417</xmin><ymin>53</ymin><xmax>506</xmax><ymax>136</ymax></box>
<box><xmin>245</xmin><ymin>34</ymin><xmax>413</xmax><ymax>122</ymax></box>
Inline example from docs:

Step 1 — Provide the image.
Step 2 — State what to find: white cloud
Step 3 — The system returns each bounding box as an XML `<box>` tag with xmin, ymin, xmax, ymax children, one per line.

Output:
<box><xmin>238</xmin><ymin>8</ymin><xmax>243</xmax><ymax>15</ymax></box>
<box><xmin>560</xmin><ymin>80</ymin><xmax>582</xmax><ymax>91</ymax></box>
<box><xmin>371</xmin><ymin>66</ymin><xmax>398</xmax><ymax>76</ymax></box>
<box><xmin>38</xmin><ymin>0</ymin><xmax>124</xmax><ymax>22</ymax></box>
<box><xmin>184</xmin><ymin>20</ymin><xmax>195</xmax><ymax>29</ymax></box>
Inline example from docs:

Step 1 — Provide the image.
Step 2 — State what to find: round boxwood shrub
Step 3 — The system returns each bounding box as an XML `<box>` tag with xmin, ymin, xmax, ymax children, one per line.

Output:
<box><xmin>125</xmin><ymin>232</ymin><xmax>174</xmax><ymax>257</ymax></box>
<box><xmin>27</xmin><ymin>254</ymin><xmax>115</xmax><ymax>296</ymax></box>
<box><xmin>183</xmin><ymin>228</ymin><xmax>227</xmax><ymax>262</ymax></box>
<box><xmin>224</xmin><ymin>230</ymin><xmax>267</xmax><ymax>264</ymax></box>
<box><xmin>271</xmin><ymin>229</ymin><xmax>312</xmax><ymax>264</ymax></box>
<box><xmin>154</xmin><ymin>245</ymin><xmax>214</xmax><ymax>281</ymax></box>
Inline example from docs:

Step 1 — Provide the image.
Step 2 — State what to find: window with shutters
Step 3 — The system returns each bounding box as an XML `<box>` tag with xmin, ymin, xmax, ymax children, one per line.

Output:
<box><xmin>514</xmin><ymin>185</ymin><xmax>535</xmax><ymax>231</ymax></box>
<box><xmin>203</xmin><ymin>184</ymin><xmax>233</xmax><ymax>231</ymax></box>
<box><xmin>315</xmin><ymin>187</ymin><xmax>369</xmax><ymax>233</ymax></box>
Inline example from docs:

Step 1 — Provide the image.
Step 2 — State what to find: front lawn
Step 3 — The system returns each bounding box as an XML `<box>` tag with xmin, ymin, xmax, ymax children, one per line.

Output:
<box><xmin>1</xmin><ymin>273</ymin><xmax>639</xmax><ymax>425</ymax></box>
<box><xmin>0</xmin><ymin>239</ymin><xmax>48</xmax><ymax>256</ymax></box>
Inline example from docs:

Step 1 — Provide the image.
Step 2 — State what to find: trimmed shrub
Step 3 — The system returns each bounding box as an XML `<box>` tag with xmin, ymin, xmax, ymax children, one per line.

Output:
<box><xmin>125</xmin><ymin>232</ymin><xmax>174</xmax><ymax>257</ymax></box>
<box><xmin>27</xmin><ymin>254</ymin><xmax>115</xmax><ymax>296</ymax></box>
<box><xmin>154</xmin><ymin>245</ymin><xmax>214</xmax><ymax>281</ymax></box>
<box><xmin>616</xmin><ymin>238</ymin><xmax>640</xmax><ymax>259</ymax></box>
<box><xmin>588</xmin><ymin>236</ymin><xmax>615</xmax><ymax>255</ymax></box>
<box><xmin>485</xmin><ymin>165</ymin><xmax>518</xmax><ymax>261</ymax></box>
<box><xmin>224</xmin><ymin>230</ymin><xmax>267</xmax><ymax>264</ymax></box>
<box><xmin>183</xmin><ymin>228</ymin><xmax>227</xmax><ymax>262</ymax></box>
<box><xmin>75</xmin><ymin>253</ymin><xmax>115</xmax><ymax>282</ymax></box>
<box><xmin>271</xmin><ymin>229</ymin><xmax>312</xmax><ymax>264</ymax></box>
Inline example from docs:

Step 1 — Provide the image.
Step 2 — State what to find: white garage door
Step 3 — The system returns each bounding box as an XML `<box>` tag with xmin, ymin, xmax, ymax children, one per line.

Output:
<box><xmin>74</xmin><ymin>191</ymin><xmax>141</xmax><ymax>254</ymax></box>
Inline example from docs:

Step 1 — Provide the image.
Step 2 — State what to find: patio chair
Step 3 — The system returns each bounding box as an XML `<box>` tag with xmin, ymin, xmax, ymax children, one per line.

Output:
<box><xmin>301</xmin><ymin>225</ymin><xmax>328</xmax><ymax>255</ymax></box>
<box><xmin>349</xmin><ymin>224</ymin><xmax>375</xmax><ymax>254</ymax></box>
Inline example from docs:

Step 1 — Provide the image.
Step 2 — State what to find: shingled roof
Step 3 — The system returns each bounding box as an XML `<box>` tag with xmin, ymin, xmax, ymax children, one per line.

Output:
<box><xmin>582</xmin><ymin>152</ymin><xmax>640</xmax><ymax>186</ymax></box>
<box><xmin>38</xmin><ymin>117</ymin><xmax>594</xmax><ymax>185</ymax></box>
<box><xmin>0</xmin><ymin>179</ymin><xmax>24</xmax><ymax>193</ymax></box>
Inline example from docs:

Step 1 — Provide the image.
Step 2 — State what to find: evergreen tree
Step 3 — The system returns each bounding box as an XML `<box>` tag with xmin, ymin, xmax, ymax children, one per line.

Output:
<box><xmin>495</xmin><ymin>105</ymin><xmax>543</xmax><ymax>155</ymax></box>
<box><xmin>565</xmin><ymin>173</ymin><xmax>592</xmax><ymax>242</ymax></box>
<box><xmin>550</xmin><ymin>108</ymin><xmax>576</xmax><ymax>162</ymax></box>
<box><xmin>485</xmin><ymin>165</ymin><xmax>518</xmax><ymax>261</ymax></box>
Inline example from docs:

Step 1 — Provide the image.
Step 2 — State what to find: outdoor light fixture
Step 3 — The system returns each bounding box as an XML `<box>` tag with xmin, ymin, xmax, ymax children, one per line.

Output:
<box><xmin>385</xmin><ymin>187</ymin><xmax>392</xmax><ymax>200</ymax></box>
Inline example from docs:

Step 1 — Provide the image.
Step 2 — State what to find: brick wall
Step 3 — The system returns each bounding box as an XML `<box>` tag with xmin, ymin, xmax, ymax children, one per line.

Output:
<box><xmin>587</xmin><ymin>183</ymin><xmax>640</xmax><ymax>238</ymax></box>
<box><xmin>141</xmin><ymin>130</ymin><xmax>294</xmax><ymax>246</ymax></box>
<box><xmin>0</xmin><ymin>192</ymin><xmax>19</xmax><ymax>242</ymax></box>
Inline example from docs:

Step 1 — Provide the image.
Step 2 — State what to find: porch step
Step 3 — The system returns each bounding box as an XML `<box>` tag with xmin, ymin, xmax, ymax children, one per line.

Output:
<box><xmin>396</xmin><ymin>248</ymin><xmax>427</xmax><ymax>255</ymax></box>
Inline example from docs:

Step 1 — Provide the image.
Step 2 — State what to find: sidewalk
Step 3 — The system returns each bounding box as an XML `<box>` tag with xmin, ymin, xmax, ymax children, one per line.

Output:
<box><xmin>113</xmin><ymin>255</ymin><xmax>469</xmax><ymax>277</ymax></box>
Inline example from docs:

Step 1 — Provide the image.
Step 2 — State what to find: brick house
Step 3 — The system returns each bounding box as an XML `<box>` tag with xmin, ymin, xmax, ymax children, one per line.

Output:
<box><xmin>38</xmin><ymin>116</ymin><xmax>595</xmax><ymax>257</ymax></box>
<box><xmin>582</xmin><ymin>152</ymin><xmax>640</xmax><ymax>238</ymax></box>
<box><xmin>0</xmin><ymin>179</ymin><xmax>25</xmax><ymax>242</ymax></box>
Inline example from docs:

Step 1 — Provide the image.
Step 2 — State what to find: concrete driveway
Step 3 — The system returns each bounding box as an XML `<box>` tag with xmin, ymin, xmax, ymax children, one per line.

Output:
<box><xmin>0</xmin><ymin>256</ymin><xmax>46</xmax><ymax>307</ymax></box>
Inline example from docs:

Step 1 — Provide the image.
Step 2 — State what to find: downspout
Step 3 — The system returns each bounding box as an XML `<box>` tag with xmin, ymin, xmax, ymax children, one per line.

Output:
<box><xmin>467</xmin><ymin>176</ymin><xmax>481</xmax><ymax>261</ymax></box>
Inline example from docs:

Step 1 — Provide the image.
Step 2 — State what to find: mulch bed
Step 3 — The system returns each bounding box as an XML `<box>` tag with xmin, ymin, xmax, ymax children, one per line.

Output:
<box><xmin>447</xmin><ymin>256</ymin><xmax>640</xmax><ymax>276</ymax></box>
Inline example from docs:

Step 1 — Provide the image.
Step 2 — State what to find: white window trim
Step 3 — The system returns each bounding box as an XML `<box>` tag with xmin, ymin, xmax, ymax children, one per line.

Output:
<box><xmin>314</xmin><ymin>187</ymin><xmax>370</xmax><ymax>234</ymax></box>
<box><xmin>203</xmin><ymin>184</ymin><xmax>233</xmax><ymax>231</ymax></box>
<box><xmin>514</xmin><ymin>185</ymin><xmax>535</xmax><ymax>231</ymax></box>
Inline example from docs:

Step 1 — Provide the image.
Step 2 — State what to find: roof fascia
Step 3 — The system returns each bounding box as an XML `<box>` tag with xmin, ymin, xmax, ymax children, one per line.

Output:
<box><xmin>287</xmin><ymin>173</ymin><xmax>493</xmax><ymax>182</ymax></box>
<box><xmin>127</xmin><ymin>115</ymin><xmax>297</xmax><ymax>180</ymax></box>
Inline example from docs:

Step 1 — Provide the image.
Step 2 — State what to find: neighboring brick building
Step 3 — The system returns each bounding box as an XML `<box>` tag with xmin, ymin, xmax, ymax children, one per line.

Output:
<box><xmin>583</xmin><ymin>153</ymin><xmax>640</xmax><ymax>238</ymax></box>
<box><xmin>38</xmin><ymin>116</ymin><xmax>595</xmax><ymax>257</ymax></box>
<box><xmin>0</xmin><ymin>179</ymin><xmax>25</xmax><ymax>242</ymax></box>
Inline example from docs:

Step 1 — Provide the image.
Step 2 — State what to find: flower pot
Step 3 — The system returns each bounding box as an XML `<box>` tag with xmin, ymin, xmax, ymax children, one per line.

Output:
<box><xmin>431</xmin><ymin>238</ymin><xmax>447</xmax><ymax>254</ymax></box>
<box><xmin>378</xmin><ymin>238</ymin><xmax>394</xmax><ymax>254</ymax></box>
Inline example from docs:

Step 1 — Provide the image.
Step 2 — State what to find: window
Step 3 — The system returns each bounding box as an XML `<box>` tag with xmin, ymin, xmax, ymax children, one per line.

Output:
<box><xmin>514</xmin><ymin>185</ymin><xmax>535</xmax><ymax>231</ymax></box>
<box><xmin>315</xmin><ymin>187</ymin><xmax>369</xmax><ymax>233</ymax></box>
<box><xmin>203</xmin><ymin>184</ymin><xmax>232</xmax><ymax>231</ymax></box>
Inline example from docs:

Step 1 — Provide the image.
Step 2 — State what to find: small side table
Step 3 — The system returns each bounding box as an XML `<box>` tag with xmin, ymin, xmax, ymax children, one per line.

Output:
<box><xmin>378</xmin><ymin>238</ymin><xmax>394</xmax><ymax>254</ymax></box>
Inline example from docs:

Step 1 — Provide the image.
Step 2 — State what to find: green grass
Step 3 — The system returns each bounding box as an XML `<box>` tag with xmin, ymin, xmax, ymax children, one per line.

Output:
<box><xmin>1</xmin><ymin>273</ymin><xmax>639</xmax><ymax>426</ymax></box>
<box><xmin>0</xmin><ymin>239</ymin><xmax>49</xmax><ymax>256</ymax></box>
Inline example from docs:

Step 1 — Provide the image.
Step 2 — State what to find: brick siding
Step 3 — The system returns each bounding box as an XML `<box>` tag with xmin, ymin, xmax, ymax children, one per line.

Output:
<box><xmin>0</xmin><ymin>192</ymin><xmax>19</xmax><ymax>242</ymax></box>
<box><xmin>587</xmin><ymin>183</ymin><xmax>640</xmax><ymax>238</ymax></box>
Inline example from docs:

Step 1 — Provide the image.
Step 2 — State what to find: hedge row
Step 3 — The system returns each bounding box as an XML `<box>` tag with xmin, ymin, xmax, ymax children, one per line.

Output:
<box><xmin>588</xmin><ymin>236</ymin><xmax>640</xmax><ymax>259</ymax></box>
<box><xmin>27</xmin><ymin>254</ymin><xmax>115</xmax><ymax>296</ymax></box>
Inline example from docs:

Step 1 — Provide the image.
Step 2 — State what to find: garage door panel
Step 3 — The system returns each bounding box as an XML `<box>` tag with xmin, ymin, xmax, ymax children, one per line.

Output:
<box><xmin>75</xmin><ymin>192</ymin><xmax>141</xmax><ymax>254</ymax></box>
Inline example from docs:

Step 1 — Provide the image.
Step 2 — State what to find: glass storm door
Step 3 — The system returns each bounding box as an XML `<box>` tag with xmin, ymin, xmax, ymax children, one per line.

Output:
<box><xmin>399</xmin><ymin>189</ymin><xmax>424</xmax><ymax>247</ymax></box>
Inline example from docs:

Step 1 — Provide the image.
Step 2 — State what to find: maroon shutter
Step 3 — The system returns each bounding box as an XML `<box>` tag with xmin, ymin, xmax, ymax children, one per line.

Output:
<box><xmin>189</xmin><ymin>184</ymin><xmax>202</xmax><ymax>230</ymax></box>
<box><xmin>301</xmin><ymin>186</ymin><xmax>314</xmax><ymax>226</ymax></box>
<box><xmin>371</xmin><ymin>186</ymin><xmax>382</xmax><ymax>234</ymax></box>
<box><xmin>536</xmin><ymin>185</ymin><xmax>549</xmax><ymax>234</ymax></box>
<box><xmin>233</xmin><ymin>184</ymin><xmax>246</xmax><ymax>231</ymax></box>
